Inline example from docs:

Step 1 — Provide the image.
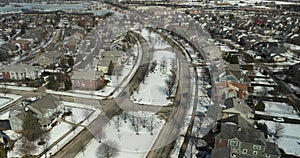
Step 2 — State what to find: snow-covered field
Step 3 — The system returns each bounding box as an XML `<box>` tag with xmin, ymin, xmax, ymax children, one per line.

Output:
<box><xmin>75</xmin><ymin>111</ymin><xmax>165</xmax><ymax>158</ymax></box>
<box><xmin>256</xmin><ymin>101</ymin><xmax>300</xmax><ymax>120</ymax></box>
<box><xmin>263</xmin><ymin>121</ymin><xmax>300</xmax><ymax>156</ymax></box>
<box><xmin>131</xmin><ymin>30</ymin><xmax>177</xmax><ymax>106</ymax></box>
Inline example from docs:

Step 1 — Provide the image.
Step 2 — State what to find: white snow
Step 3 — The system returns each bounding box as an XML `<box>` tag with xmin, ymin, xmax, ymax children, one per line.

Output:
<box><xmin>264</xmin><ymin>121</ymin><xmax>300</xmax><ymax>156</ymax></box>
<box><xmin>46</xmin><ymin>89</ymin><xmax>104</xmax><ymax>100</ymax></box>
<box><xmin>75</xmin><ymin>111</ymin><xmax>165</xmax><ymax>158</ymax></box>
<box><xmin>131</xmin><ymin>29</ymin><xmax>177</xmax><ymax>106</ymax></box>
<box><xmin>2</xmin><ymin>85</ymin><xmax>38</xmax><ymax>91</ymax></box>
<box><xmin>0</xmin><ymin>93</ymin><xmax>22</xmax><ymax>109</ymax></box>
<box><xmin>256</xmin><ymin>101</ymin><xmax>300</xmax><ymax>120</ymax></box>
<box><xmin>8</xmin><ymin>101</ymin><xmax>101</xmax><ymax>157</ymax></box>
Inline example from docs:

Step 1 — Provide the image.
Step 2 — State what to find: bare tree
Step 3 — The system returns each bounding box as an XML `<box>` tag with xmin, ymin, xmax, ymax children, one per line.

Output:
<box><xmin>150</xmin><ymin>60</ymin><xmax>157</xmax><ymax>73</ymax></box>
<box><xmin>140</xmin><ymin>116</ymin><xmax>147</xmax><ymax>128</ymax></box>
<box><xmin>274</xmin><ymin>122</ymin><xmax>284</xmax><ymax>139</ymax></box>
<box><xmin>131</xmin><ymin>117</ymin><xmax>141</xmax><ymax>135</ymax></box>
<box><xmin>120</xmin><ymin>112</ymin><xmax>128</xmax><ymax>123</ymax></box>
<box><xmin>18</xmin><ymin>137</ymin><xmax>37</xmax><ymax>158</ymax></box>
<box><xmin>96</xmin><ymin>140</ymin><xmax>119</xmax><ymax>158</ymax></box>
<box><xmin>160</xmin><ymin>59</ymin><xmax>167</xmax><ymax>73</ymax></box>
<box><xmin>146</xmin><ymin>117</ymin><xmax>155</xmax><ymax>135</ymax></box>
<box><xmin>113</xmin><ymin>116</ymin><xmax>122</xmax><ymax>132</ymax></box>
<box><xmin>165</xmin><ymin>70</ymin><xmax>177</xmax><ymax>97</ymax></box>
<box><xmin>40</xmin><ymin>132</ymin><xmax>50</xmax><ymax>157</ymax></box>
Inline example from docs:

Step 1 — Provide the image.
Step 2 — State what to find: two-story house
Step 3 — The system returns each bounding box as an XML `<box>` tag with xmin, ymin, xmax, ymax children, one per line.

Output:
<box><xmin>71</xmin><ymin>68</ymin><xmax>105</xmax><ymax>90</ymax></box>
<box><xmin>222</xmin><ymin>98</ymin><xmax>254</xmax><ymax>120</ymax></box>
<box><xmin>9</xmin><ymin>94</ymin><xmax>65</xmax><ymax>131</ymax></box>
<box><xmin>1</xmin><ymin>63</ymin><xmax>42</xmax><ymax>80</ymax></box>
<box><xmin>214</xmin><ymin>124</ymin><xmax>281</xmax><ymax>158</ymax></box>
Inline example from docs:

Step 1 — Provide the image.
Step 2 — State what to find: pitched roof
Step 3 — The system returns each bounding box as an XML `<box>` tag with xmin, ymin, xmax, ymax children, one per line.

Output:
<box><xmin>221</xmin><ymin>114</ymin><xmax>252</xmax><ymax>129</ymax></box>
<box><xmin>2</xmin><ymin>63</ymin><xmax>41</xmax><ymax>73</ymax></box>
<box><xmin>72</xmin><ymin>68</ymin><xmax>104</xmax><ymax>80</ymax></box>
<box><xmin>223</xmin><ymin>98</ymin><xmax>253</xmax><ymax>114</ymax></box>
<box><xmin>102</xmin><ymin>50</ymin><xmax>124</xmax><ymax>57</ymax></box>
<box><xmin>230</xmin><ymin>82</ymin><xmax>249</xmax><ymax>91</ymax></box>
<box><xmin>217</xmin><ymin>124</ymin><xmax>266</xmax><ymax>146</ymax></box>
<box><xmin>28</xmin><ymin>94</ymin><xmax>60</xmax><ymax>115</ymax></box>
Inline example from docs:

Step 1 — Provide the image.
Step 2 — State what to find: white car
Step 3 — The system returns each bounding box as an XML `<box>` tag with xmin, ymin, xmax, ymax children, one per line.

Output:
<box><xmin>273</xmin><ymin>117</ymin><xmax>284</xmax><ymax>122</ymax></box>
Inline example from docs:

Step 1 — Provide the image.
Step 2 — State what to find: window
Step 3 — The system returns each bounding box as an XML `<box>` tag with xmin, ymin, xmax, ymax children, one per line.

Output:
<box><xmin>230</xmin><ymin>141</ymin><xmax>238</xmax><ymax>147</ymax></box>
<box><xmin>265</xmin><ymin>154</ymin><xmax>271</xmax><ymax>158</ymax></box>
<box><xmin>253</xmin><ymin>151</ymin><xmax>258</xmax><ymax>155</ymax></box>
<box><xmin>242</xmin><ymin>149</ymin><xmax>248</xmax><ymax>154</ymax></box>
<box><xmin>253</xmin><ymin>145</ymin><xmax>261</xmax><ymax>150</ymax></box>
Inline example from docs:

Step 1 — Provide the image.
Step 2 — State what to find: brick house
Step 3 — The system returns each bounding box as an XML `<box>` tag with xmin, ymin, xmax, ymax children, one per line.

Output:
<box><xmin>71</xmin><ymin>68</ymin><xmax>105</xmax><ymax>90</ymax></box>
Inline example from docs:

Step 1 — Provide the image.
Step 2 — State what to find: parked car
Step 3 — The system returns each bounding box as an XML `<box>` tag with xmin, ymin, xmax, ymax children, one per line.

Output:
<box><xmin>273</xmin><ymin>117</ymin><xmax>284</xmax><ymax>122</ymax></box>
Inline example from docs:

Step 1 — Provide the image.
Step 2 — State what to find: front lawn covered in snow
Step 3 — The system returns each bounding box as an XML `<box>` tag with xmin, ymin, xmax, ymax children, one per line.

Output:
<box><xmin>255</xmin><ymin>101</ymin><xmax>300</xmax><ymax>120</ymax></box>
<box><xmin>262</xmin><ymin>121</ymin><xmax>300</xmax><ymax>157</ymax></box>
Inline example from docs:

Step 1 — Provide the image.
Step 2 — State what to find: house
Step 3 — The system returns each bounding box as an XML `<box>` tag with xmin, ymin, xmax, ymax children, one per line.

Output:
<box><xmin>220</xmin><ymin>114</ymin><xmax>253</xmax><ymax>129</ymax></box>
<box><xmin>71</xmin><ymin>68</ymin><xmax>105</xmax><ymax>90</ymax></box>
<box><xmin>9</xmin><ymin>109</ymin><xmax>26</xmax><ymax>131</ymax></box>
<box><xmin>261</xmin><ymin>46</ymin><xmax>287</xmax><ymax>62</ymax></box>
<box><xmin>0</xmin><ymin>43</ymin><xmax>19</xmax><ymax>56</ymax></box>
<box><xmin>97</xmin><ymin>50</ymin><xmax>127</xmax><ymax>74</ymax></box>
<box><xmin>9</xmin><ymin>95</ymin><xmax>65</xmax><ymax>130</ymax></box>
<box><xmin>222</xmin><ymin>98</ymin><xmax>253</xmax><ymax>120</ymax></box>
<box><xmin>217</xmin><ymin>69</ymin><xmax>251</xmax><ymax>84</ymax></box>
<box><xmin>214</xmin><ymin>124</ymin><xmax>281</xmax><ymax>158</ymax></box>
<box><xmin>27</xmin><ymin>94</ymin><xmax>65</xmax><ymax>128</ymax></box>
<box><xmin>102</xmin><ymin>50</ymin><xmax>127</xmax><ymax>62</ymax></box>
<box><xmin>228</xmin><ymin>82</ymin><xmax>249</xmax><ymax>100</ymax></box>
<box><xmin>35</xmin><ymin>47</ymin><xmax>66</xmax><ymax>67</ymax></box>
<box><xmin>97</xmin><ymin>57</ymin><xmax>115</xmax><ymax>74</ymax></box>
<box><xmin>10</xmin><ymin>39</ymin><xmax>31</xmax><ymax>51</ymax></box>
<box><xmin>1</xmin><ymin>63</ymin><xmax>42</xmax><ymax>80</ymax></box>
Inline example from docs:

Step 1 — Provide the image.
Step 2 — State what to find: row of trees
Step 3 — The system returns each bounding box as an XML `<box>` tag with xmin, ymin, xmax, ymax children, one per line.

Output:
<box><xmin>113</xmin><ymin>112</ymin><xmax>158</xmax><ymax>135</ymax></box>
